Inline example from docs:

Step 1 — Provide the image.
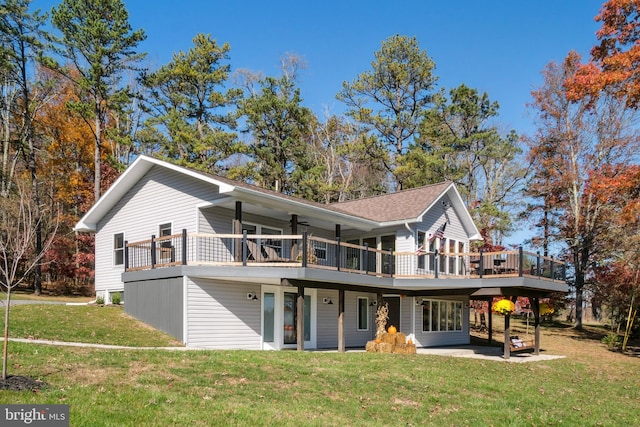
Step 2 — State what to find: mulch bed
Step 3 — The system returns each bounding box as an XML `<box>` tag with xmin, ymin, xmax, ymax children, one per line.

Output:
<box><xmin>0</xmin><ymin>375</ymin><xmax>47</xmax><ymax>392</ymax></box>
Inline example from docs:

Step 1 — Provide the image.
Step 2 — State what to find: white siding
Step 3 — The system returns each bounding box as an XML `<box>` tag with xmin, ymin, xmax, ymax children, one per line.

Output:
<box><xmin>343</xmin><ymin>291</ymin><xmax>377</xmax><ymax>347</ymax></box>
<box><xmin>316</xmin><ymin>289</ymin><xmax>339</xmax><ymax>349</ymax></box>
<box><xmin>186</xmin><ymin>278</ymin><xmax>261</xmax><ymax>349</ymax></box>
<box><xmin>95</xmin><ymin>166</ymin><xmax>224</xmax><ymax>293</ymax></box>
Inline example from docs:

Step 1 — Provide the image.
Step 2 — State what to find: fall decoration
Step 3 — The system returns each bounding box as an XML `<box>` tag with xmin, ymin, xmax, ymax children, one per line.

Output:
<box><xmin>387</xmin><ymin>325</ymin><xmax>397</xmax><ymax>335</ymax></box>
<box><xmin>375</xmin><ymin>303</ymin><xmax>389</xmax><ymax>338</ymax></box>
<box><xmin>492</xmin><ymin>299</ymin><xmax>515</xmax><ymax>316</ymax></box>
<box><xmin>366</xmin><ymin>331</ymin><xmax>416</xmax><ymax>354</ymax></box>
<box><xmin>539</xmin><ymin>303</ymin><xmax>554</xmax><ymax>316</ymax></box>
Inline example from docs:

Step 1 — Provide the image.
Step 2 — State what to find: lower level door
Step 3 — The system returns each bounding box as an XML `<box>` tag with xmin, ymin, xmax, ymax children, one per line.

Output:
<box><xmin>262</xmin><ymin>287</ymin><xmax>316</xmax><ymax>349</ymax></box>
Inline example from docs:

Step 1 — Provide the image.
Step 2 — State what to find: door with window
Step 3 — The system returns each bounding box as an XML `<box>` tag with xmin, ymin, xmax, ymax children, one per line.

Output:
<box><xmin>262</xmin><ymin>286</ymin><xmax>316</xmax><ymax>350</ymax></box>
<box><xmin>383</xmin><ymin>296</ymin><xmax>401</xmax><ymax>332</ymax></box>
<box><xmin>159</xmin><ymin>222</ymin><xmax>173</xmax><ymax>262</ymax></box>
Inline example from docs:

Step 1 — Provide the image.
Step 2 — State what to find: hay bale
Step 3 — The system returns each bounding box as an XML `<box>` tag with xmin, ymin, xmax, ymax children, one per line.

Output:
<box><xmin>395</xmin><ymin>332</ymin><xmax>407</xmax><ymax>345</ymax></box>
<box><xmin>378</xmin><ymin>342</ymin><xmax>394</xmax><ymax>353</ymax></box>
<box><xmin>380</xmin><ymin>332</ymin><xmax>396</xmax><ymax>345</ymax></box>
<box><xmin>393</xmin><ymin>343</ymin><xmax>417</xmax><ymax>354</ymax></box>
<box><xmin>365</xmin><ymin>340</ymin><xmax>378</xmax><ymax>352</ymax></box>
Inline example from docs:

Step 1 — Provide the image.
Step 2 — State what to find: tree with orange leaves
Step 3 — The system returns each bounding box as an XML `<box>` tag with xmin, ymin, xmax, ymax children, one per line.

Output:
<box><xmin>589</xmin><ymin>165</ymin><xmax>640</xmax><ymax>349</ymax></box>
<box><xmin>527</xmin><ymin>52</ymin><xmax>640</xmax><ymax>330</ymax></box>
<box><xmin>35</xmin><ymin>67</ymin><xmax>96</xmax><ymax>293</ymax></box>
<box><xmin>567</xmin><ymin>0</ymin><xmax>640</xmax><ymax>108</ymax></box>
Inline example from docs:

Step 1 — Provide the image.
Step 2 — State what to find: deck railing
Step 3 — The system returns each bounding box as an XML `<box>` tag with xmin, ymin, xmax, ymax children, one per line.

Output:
<box><xmin>124</xmin><ymin>230</ymin><xmax>566</xmax><ymax>282</ymax></box>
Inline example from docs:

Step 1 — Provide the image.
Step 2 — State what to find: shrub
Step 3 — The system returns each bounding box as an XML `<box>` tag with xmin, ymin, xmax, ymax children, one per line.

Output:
<box><xmin>602</xmin><ymin>332</ymin><xmax>621</xmax><ymax>350</ymax></box>
<box><xmin>111</xmin><ymin>292</ymin><xmax>122</xmax><ymax>305</ymax></box>
<box><xmin>95</xmin><ymin>295</ymin><xmax>105</xmax><ymax>305</ymax></box>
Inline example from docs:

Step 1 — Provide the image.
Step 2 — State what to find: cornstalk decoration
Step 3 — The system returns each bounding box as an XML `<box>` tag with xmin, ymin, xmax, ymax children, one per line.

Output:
<box><xmin>375</xmin><ymin>303</ymin><xmax>389</xmax><ymax>338</ymax></box>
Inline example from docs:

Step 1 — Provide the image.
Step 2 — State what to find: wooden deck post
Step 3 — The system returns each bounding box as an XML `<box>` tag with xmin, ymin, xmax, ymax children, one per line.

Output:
<box><xmin>234</xmin><ymin>202</ymin><xmax>242</xmax><ymax>262</ymax></box>
<box><xmin>488</xmin><ymin>300</ymin><xmax>493</xmax><ymax>346</ymax></box>
<box><xmin>531</xmin><ymin>297</ymin><xmax>541</xmax><ymax>355</ymax></box>
<box><xmin>338</xmin><ymin>289</ymin><xmax>345</xmax><ymax>352</ymax></box>
<box><xmin>503</xmin><ymin>314</ymin><xmax>511</xmax><ymax>359</ymax></box>
<box><xmin>297</xmin><ymin>285</ymin><xmax>305</xmax><ymax>351</ymax></box>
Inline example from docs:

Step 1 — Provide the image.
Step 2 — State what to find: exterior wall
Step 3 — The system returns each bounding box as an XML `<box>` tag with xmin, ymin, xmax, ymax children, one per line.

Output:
<box><xmin>316</xmin><ymin>289</ymin><xmax>339</xmax><ymax>349</ymax></box>
<box><xmin>412</xmin><ymin>296</ymin><xmax>470</xmax><ymax>347</ymax></box>
<box><xmin>95</xmin><ymin>166</ymin><xmax>224</xmax><ymax>295</ymax></box>
<box><xmin>186</xmin><ymin>278</ymin><xmax>262</xmax><ymax>349</ymax></box>
<box><xmin>315</xmin><ymin>290</ymin><xmax>385</xmax><ymax>349</ymax></box>
<box><xmin>343</xmin><ymin>291</ymin><xmax>377</xmax><ymax>347</ymax></box>
<box><xmin>198</xmin><ymin>206</ymin><xmax>335</xmax><ymax>240</ymax></box>
<box><xmin>124</xmin><ymin>277</ymin><xmax>184</xmax><ymax>341</ymax></box>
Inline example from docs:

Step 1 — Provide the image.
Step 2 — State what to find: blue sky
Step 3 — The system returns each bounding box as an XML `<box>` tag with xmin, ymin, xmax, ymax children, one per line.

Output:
<box><xmin>38</xmin><ymin>0</ymin><xmax>603</xmax><ymax>133</ymax></box>
<box><xmin>125</xmin><ymin>0</ymin><xmax>603</xmax><ymax>135</ymax></box>
<box><xmin>38</xmin><ymin>0</ymin><xmax>605</xmax><ymax>246</ymax></box>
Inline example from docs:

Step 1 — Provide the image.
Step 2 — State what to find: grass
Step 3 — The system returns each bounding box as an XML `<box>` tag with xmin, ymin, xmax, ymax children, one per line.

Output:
<box><xmin>2</xmin><ymin>304</ymin><xmax>182</xmax><ymax>347</ymax></box>
<box><xmin>0</xmin><ymin>305</ymin><xmax>639</xmax><ymax>426</ymax></box>
<box><xmin>6</xmin><ymin>291</ymin><xmax>93</xmax><ymax>303</ymax></box>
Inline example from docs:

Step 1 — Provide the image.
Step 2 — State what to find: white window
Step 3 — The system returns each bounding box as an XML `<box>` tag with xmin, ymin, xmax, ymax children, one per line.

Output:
<box><xmin>422</xmin><ymin>299</ymin><xmax>463</xmax><ymax>332</ymax></box>
<box><xmin>114</xmin><ymin>233</ymin><xmax>124</xmax><ymax>266</ymax></box>
<box><xmin>417</xmin><ymin>230</ymin><xmax>427</xmax><ymax>270</ymax></box>
<box><xmin>357</xmin><ymin>297</ymin><xmax>369</xmax><ymax>330</ymax></box>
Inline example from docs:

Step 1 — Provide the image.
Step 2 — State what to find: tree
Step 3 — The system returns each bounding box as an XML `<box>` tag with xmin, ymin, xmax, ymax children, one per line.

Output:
<box><xmin>142</xmin><ymin>33</ymin><xmax>242</xmax><ymax>173</ymax></box>
<box><xmin>296</xmin><ymin>111</ymin><xmax>386</xmax><ymax>203</ymax></box>
<box><xmin>411</xmin><ymin>84</ymin><xmax>526</xmax><ymax>246</ymax></box>
<box><xmin>51</xmin><ymin>0</ymin><xmax>146</xmax><ymax>202</ymax></box>
<box><xmin>567</xmin><ymin>0</ymin><xmax>640</xmax><ymax>108</ymax></box>
<box><xmin>0</xmin><ymin>183</ymin><xmax>57</xmax><ymax>379</ymax></box>
<box><xmin>589</xmin><ymin>165</ymin><xmax>640</xmax><ymax>348</ymax></box>
<box><xmin>37</xmin><ymin>67</ymin><xmax>95</xmax><ymax>293</ymax></box>
<box><xmin>1</xmin><ymin>0</ymin><xmax>54</xmax><ymax>294</ymax></box>
<box><xmin>238</xmin><ymin>54</ymin><xmax>313</xmax><ymax>193</ymax></box>
<box><xmin>337</xmin><ymin>35</ymin><xmax>438</xmax><ymax>190</ymax></box>
<box><xmin>527</xmin><ymin>52</ymin><xmax>640</xmax><ymax>329</ymax></box>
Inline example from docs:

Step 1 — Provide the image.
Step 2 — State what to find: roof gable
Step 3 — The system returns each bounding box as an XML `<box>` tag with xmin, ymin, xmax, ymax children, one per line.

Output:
<box><xmin>330</xmin><ymin>182</ymin><xmax>452</xmax><ymax>222</ymax></box>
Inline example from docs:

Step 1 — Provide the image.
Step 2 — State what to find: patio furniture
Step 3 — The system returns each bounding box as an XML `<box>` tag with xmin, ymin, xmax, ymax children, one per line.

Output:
<box><xmin>509</xmin><ymin>336</ymin><xmax>534</xmax><ymax>353</ymax></box>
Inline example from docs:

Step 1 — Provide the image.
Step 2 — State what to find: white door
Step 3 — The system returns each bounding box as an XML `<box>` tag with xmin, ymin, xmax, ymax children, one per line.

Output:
<box><xmin>262</xmin><ymin>286</ymin><xmax>316</xmax><ymax>350</ymax></box>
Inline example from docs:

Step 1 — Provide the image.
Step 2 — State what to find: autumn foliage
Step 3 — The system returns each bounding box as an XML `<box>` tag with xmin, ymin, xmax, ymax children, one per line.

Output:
<box><xmin>567</xmin><ymin>0</ymin><xmax>640</xmax><ymax>107</ymax></box>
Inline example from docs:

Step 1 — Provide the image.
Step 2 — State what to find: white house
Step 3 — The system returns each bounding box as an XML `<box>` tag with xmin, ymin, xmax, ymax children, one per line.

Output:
<box><xmin>75</xmin><ymin>155</ymin><xmax>567</xmax><ymax>351</ymax></box>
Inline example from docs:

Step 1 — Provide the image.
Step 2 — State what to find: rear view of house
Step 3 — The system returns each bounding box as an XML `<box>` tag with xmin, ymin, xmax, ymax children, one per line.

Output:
<box><xmin>75</xmin><ymin>156</ymin><xmax>567</xmax><ymax>351</ymax></box>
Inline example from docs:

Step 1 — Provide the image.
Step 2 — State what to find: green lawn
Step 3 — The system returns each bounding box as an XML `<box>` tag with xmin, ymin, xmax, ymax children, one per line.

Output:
<box><xmin>0</xmin><ymin>305</ymin><xmax>638</xmax><ymax>426</ymax></box>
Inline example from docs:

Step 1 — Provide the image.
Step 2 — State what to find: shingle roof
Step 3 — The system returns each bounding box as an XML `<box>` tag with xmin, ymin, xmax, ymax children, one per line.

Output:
<box><xmin>147</xmin><ymin>159</ymin><xmax>453</xmax><ymax>223</ymax></box>
<box><xmin>329</xmin><ymin>182</ymin><xmax>453</xmax><ymax>222</ymax></box>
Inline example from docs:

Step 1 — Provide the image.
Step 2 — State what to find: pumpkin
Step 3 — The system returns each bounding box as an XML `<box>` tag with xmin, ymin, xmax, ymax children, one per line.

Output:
<box><xmin>388</xmin><ymin>325</ymin><xmax>397</xmax><ymax>335</ymax></box>
<box><xmin>407</xmin><ymin>339</ymin><xmax>413</xmax><ymax>346</ymax></box>
<box><xmin>375</xmin><ymin>338</ymin><xmax>382</xmax><ymax>344</ymax></box>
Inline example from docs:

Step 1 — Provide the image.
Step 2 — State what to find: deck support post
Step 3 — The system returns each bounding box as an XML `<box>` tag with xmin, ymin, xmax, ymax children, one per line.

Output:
<box><xmin>338</xmin><ymin>289</ymin><xmax>345</xmax><ymax>352</ymax></box>
<box><xmin>488</xmin><ymin>299</ymin><xmax>493</xmax><ymax>346</ymax></box>
<box><xmin>150</xmin><ymin>235</ymin><xmax>156</xmax><ymax>269</ymax></box>
<box><xmin>181</xmin><ymin>229</ymin><xmax>187</xmax><ymax>265</ymax></box>
<box><xmin>234</xmin><ymin>202</ymin><xmax>242</xmax><ymax>262</ymax></box>
<box><xmin>531</xmin><ymin>297</ymin><xmax>541</xmax><ymax>355</ymax></box>
<box><xmin>503</xmin><ymin>314</ymin><xmax>511</xmax><ymax>359</ymax></box>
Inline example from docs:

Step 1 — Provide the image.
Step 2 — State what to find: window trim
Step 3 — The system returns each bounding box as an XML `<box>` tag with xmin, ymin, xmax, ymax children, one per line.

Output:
<box><xmin>113</xmin><ymin>232</ymin><xmax>125</xmax><ymax>266</ymax></box>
